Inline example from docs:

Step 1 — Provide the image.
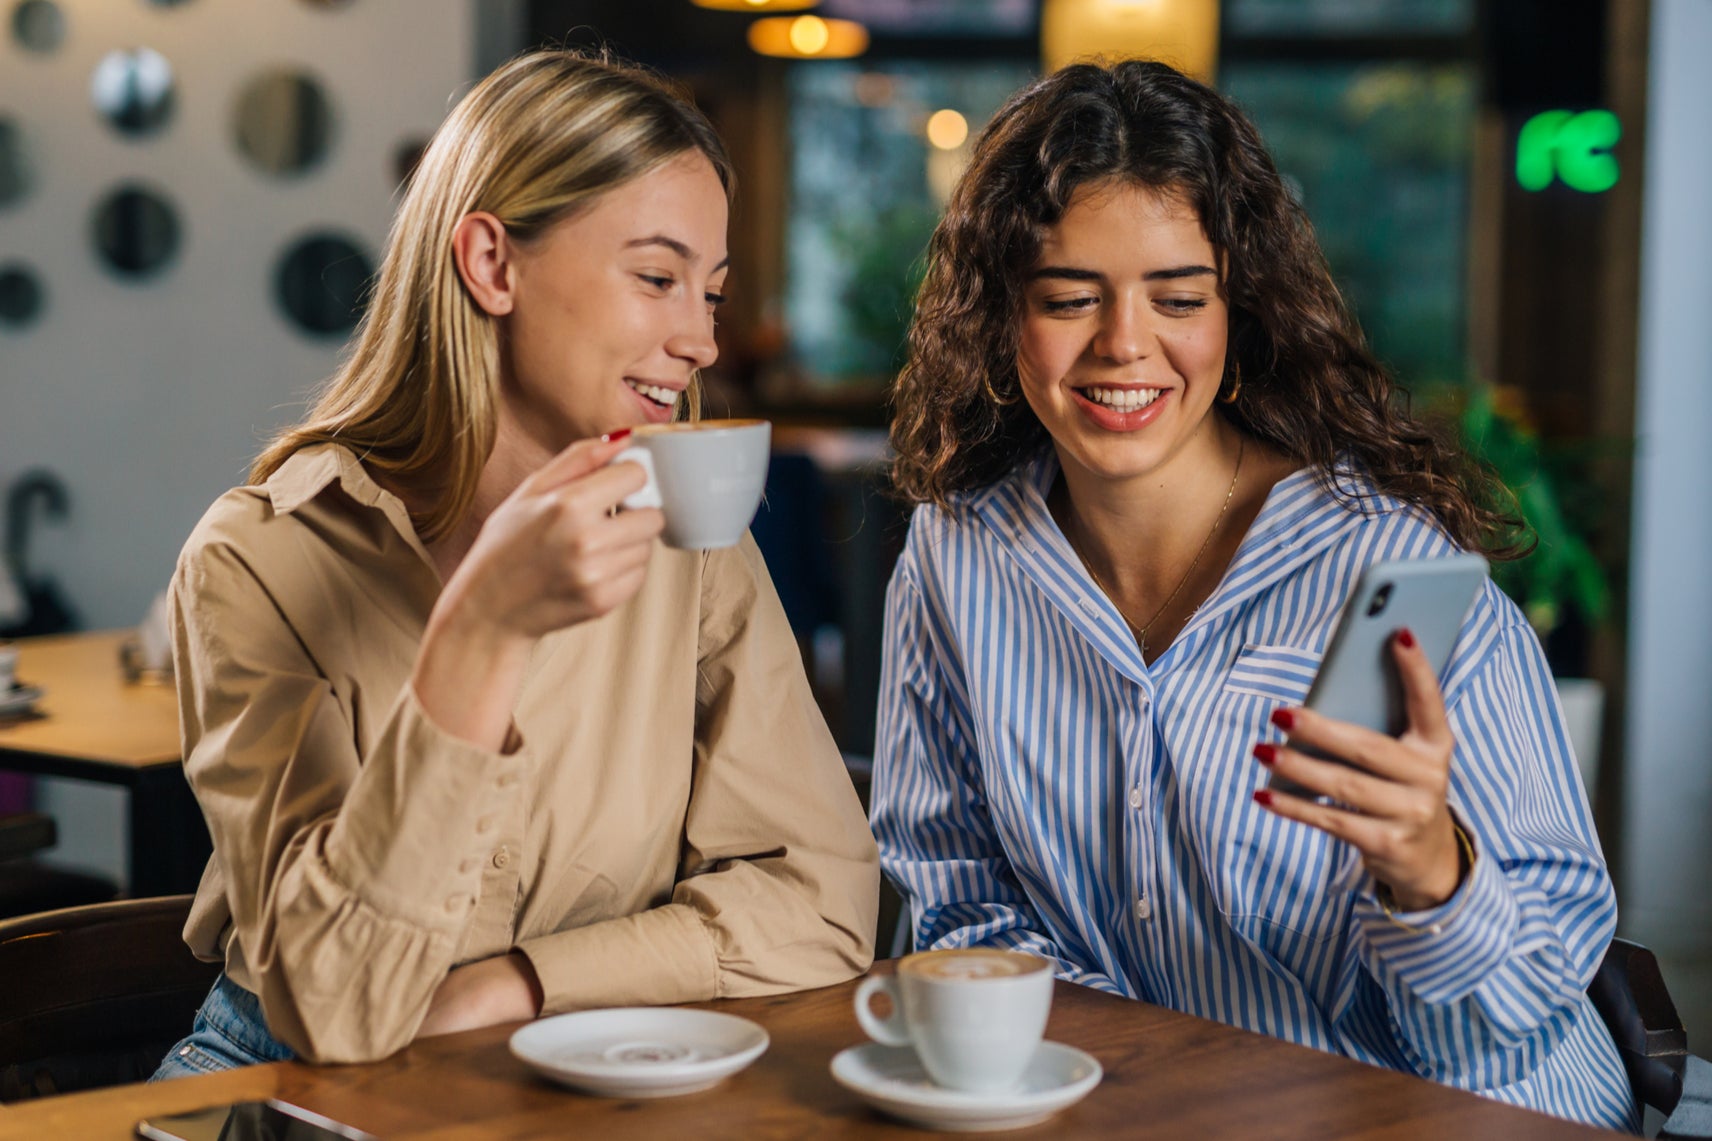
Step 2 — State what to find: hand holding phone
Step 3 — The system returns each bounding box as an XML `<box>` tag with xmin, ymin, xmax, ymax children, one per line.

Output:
<box><xmin>1255</xmin><ymin>554</ymin><xmax>1489</xmax><ymax>912</ymax></box>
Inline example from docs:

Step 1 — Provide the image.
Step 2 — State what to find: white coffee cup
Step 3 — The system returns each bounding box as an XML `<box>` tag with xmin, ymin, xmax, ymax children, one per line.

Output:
<box><xmin>615</xmin><ymin>419</ymin><xmax>771</xmax><ymax>550</ymax></box>
<box><xmin>853</xmin><ymin>948</ymin><xmax>1054</xmax><ymax>1092</ymax></box>
<box><xmin>0</xmin><ymin>641</ymin><xmax>16</xmax><ymax>691</ymax></box>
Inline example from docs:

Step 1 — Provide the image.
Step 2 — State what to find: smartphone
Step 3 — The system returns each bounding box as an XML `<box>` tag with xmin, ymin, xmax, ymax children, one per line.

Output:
<box><xmin>1267</xmin><ymin>554</ymin><xmax>1489</xmax><ymax>798</ymax></box>
<box><xmin>136</xmin><ymin>1099</ymin><xmax>378</xmax><ymax>1141</ymax></box>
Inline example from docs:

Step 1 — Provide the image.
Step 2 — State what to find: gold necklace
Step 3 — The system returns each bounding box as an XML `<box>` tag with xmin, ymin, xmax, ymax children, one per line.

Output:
<box><xmin>1067</xmin><ymin>437</ymin><xmax>1245</xmax><ymax>655</ymax></box>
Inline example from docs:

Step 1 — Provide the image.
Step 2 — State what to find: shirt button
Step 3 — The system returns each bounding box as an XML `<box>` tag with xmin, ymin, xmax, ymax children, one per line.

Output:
<box><xmin>1133</xmin><ymin>896</ymin><xmax>1153</xmax><ymax>921</ymax></box>
<box><xmin>476</xmin><ymin>815</ymin><xmax>495</xmax><ymax>835</ymax></box>
<box><xmin>444</xmin><ymin>896</ymin><xmax>464</xmax><ymax>914</ymax></box>
<box><xmin>491</xmin><ymin>847</ymin><xmax>511</xmax><ymax>870</ymax></box>
<box><xmin>1079</xmin><ymin>597</ymin><xmax>1100</xmax><ymax>616</ymax></box>
<box><xmin>1128</xmin><ymin>787</ymin><xmax>1143</xmax><ymax>809</ymax></box>
<box><xmin>496</xmin><ymin>771</ymin><xmax>521</xmax><ymax>789</ymax></box>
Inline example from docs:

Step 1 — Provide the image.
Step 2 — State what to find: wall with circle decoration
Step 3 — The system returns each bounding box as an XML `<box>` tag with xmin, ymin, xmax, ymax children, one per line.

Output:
<box><xmin>0</xmin><ymin>0</ymin><xmax>478</xmax><ymax>885</ymax></box>
<box><xmin>0</xmin><ymin>0</ymin><xmax>475</xmax><ymax>632</ymax></box>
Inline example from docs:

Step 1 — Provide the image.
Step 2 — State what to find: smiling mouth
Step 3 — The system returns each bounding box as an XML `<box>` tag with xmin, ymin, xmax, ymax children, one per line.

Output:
<box><xmin>1077</xmin><ymin>386</ymin><xmax>1164</xmax><ymax>412</ymax></box>
<box><xmin>625</xmin><ymin>379</ymin><xmax>681</xmax><ymax>409</ymax></box>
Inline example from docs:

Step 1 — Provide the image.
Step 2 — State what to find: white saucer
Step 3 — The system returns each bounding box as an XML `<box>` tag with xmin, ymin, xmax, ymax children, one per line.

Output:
<box><xmin>510</xmin><ymin>1007</ymin><xmax>769</xmax><ymax>1098</ymax></box>
<box><xmin>830</xmin><ymin>1041</ymin><xmax>1102</xmax><ymax>1132</ymax></box>
<box><xmin>0</xmin><ymin>685</ymin><xmax>43</xmax><ymax>718</ymax></box>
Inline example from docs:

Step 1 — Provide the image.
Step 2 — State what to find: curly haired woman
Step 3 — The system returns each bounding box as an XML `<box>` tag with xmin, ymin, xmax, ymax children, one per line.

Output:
<box><xmin>872</xmin><ymin>60</ymin><xmax>1632</xmax><ymax>1129</ymax></box>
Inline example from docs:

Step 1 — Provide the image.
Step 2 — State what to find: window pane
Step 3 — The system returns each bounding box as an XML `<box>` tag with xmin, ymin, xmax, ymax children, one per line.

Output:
<box><xmin>1223</xmin><ymin>62</ymin><xmax>1475</xmax><ymax>388</ymax></box>
<box><xmin>1228</xmin><ymin>0</ymin><xmax>1473</xmax><ymax>37</ymax></box>
<box><xmin>785</xmin><ymin>61</ymin><xmax>1034</xmax><ymax>389</ymax></box>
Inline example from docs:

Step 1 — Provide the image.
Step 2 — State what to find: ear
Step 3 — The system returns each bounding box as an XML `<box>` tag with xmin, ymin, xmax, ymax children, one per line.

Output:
<box><xmin>452</xmin><ymin>212</ymin><xmax>517</xmax><ymax>317</ymax></box>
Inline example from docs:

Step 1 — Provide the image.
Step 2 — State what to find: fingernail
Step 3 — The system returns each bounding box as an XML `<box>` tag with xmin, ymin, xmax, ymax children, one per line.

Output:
<box><xmin>1270</xmin><ymin>708</ymin><xmax>1296</xmax><ymax>731</ymax></box>
<box><xmin>1397</xmin><ymin>627</ymin><xmax>1416</xmax><ymax>650</ymax></box>
<box><xmin>1253</xmin><ymin>743</ymin><xmax>1277</xmax><ymax>766</ymax></box>
<box><xmin>1252</xmin><ymin>789</ymin><xmax>1274</xmax><ymax>807</ymax></box>
<box><xmin>602</xmin><ymin>428</ymin><xmax>633</xmax><ymax>443</ymax></box>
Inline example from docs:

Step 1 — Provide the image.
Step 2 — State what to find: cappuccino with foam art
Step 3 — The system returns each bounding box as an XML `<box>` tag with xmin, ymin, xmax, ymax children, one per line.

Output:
<box><xmin>854</xmin><ymin>948</ymin><xmax>1055</xmax><ymax>1091</ymax></box>
<box><xmin>898</xmin><ymin>948</ymin><xmax>1049</xmax><ymax>981</ymax></box>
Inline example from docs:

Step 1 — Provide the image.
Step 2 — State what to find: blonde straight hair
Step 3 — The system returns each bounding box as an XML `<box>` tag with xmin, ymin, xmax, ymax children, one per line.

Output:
<box><xmin>250</xmin><ymin>50</ymin><xmax>734</xmax><ymax>543</ymax></box>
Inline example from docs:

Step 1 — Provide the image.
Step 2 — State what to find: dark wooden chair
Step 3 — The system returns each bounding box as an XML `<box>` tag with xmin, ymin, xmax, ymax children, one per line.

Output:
<box><xmin>0</xmin><ymin>812</ymin><xmax>120</xmax><ymax>920</ymax></box>
<box><xmin>0</xmin><ymin>894</ymin><xmax>220</xmax><ymax>1102</ymax></box>
<box><xmin>1590</xmin><ymin>937</ymin><xmax>1712</xmax><ymax>1138</ymax></box>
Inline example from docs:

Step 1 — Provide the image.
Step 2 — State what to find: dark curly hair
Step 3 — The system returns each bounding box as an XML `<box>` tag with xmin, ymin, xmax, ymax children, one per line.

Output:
<box><xmin>889</xmin><ymin>60</ymin><xmax>1525</xmax><ymax>558</ymax></box>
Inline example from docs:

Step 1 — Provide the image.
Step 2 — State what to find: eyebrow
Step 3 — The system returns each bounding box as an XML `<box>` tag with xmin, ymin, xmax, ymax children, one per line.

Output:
<box><xmin>624</xmin><ymin>235</ymin><xmax>731</xmax><ymax>271</ymax></box>
<box><xmin>1028</xmin><ymin>264</ymin><xmax>1218</xmax><ymax>283</ymax></box>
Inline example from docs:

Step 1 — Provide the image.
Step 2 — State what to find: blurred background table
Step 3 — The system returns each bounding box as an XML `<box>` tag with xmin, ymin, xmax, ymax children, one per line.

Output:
<box><xmin>0</xmin><ymin>966</ymin><xmax>1626</xmax><ymax>1140</ymax></box>
<box><xmin>0</xmin><ymin>630</ymin><xmax>207</xmax><ymax>897</ymax></box>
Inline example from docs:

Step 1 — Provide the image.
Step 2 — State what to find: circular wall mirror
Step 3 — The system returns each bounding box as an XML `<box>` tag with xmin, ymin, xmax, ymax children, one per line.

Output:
<box><xmin>91</xmin><ymin>47</ymin><xmax>175</xmax><ymax>136</ymax></box>
<box><xmin>0</xmin><ymin>263</ymin><xmax>45</xmax><ymax>329</ymax></box>
<box><xmin>92</xmin><ymin>184</ymin><xmax>181</xmax><ymax>278</ymax></box>
<box><xmin>11</xmin><ymin>0</ymin><xmax>65</xmax><ymax>53</ymax></box>
<box><xmin>0</xmin><ymin>116</ymin><xmax>29</xmax><ymax>206</ymax></box>
<box><xmin>275</xmin><ymin>233</ymin><xmax>371</xmax><ymax>336</ymax></box>
<box><xmin>233</xmin><ymin>69</ymin><xmax>333</xmax><ymax>176</ymax></box>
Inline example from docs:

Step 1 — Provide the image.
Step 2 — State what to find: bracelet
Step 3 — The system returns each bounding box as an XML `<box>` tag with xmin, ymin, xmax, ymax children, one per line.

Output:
<box><xmin>1375</xmin><ymin>820</ymin><xmax>1477</xmax><ymax>936</ymax></box>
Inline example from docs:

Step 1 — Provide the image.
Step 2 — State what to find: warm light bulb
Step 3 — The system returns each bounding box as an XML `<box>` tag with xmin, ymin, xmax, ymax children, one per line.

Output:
<box><xmin>748</xmin><ymin>15</ymin><xmax>868</xmax><ymax>59</ymax></box>
<box><xmin>926</xmin><ymin>109</ymin><xmax>969</xmax><ymax>151</ymax></box>
<box><xmin>689</xmin><ymin>0</ymin><xmax>818</xmax><ymax>10</ymax></box>
<box><xmin>789</xmin><ymin>15</ymin><xmax>831</xmax><ymax>54</ymax></box>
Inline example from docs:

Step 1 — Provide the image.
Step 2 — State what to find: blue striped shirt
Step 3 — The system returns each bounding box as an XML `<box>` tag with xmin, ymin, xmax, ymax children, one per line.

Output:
<box><xmin>872</xmin><ymin>455</ymin><xmax>1637</xmax><ymax>1130</ymax></box>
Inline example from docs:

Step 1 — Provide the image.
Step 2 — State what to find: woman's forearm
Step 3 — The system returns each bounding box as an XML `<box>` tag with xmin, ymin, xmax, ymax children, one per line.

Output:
<box><xmin>412</xmin><ymin>583</ymin><xmax>535</xmax><ymax>752</ymax></box>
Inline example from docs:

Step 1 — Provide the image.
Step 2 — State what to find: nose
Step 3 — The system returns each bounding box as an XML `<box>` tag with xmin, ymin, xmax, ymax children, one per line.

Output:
<box><xmin>666</xmin><ymin>302</ymin><xmax>719</xmax><ymax>371</ymax></box>
<box><xmin>1091</xmin><ymin>292</ymin><xmax>1155</xmax><ymax>365</ymax></box>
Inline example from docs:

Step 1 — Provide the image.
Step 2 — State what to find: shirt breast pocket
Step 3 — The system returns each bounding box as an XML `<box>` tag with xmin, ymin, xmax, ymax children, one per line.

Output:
<box><xmin>1223</xmin><ymin>643</ymin><xmax>1320</xmax><ymax>706</ymax></box>
<box><xmin>1209</xmin><ymin>644</ymin><xmax>1347</xmax><ymax>972</ymax></box>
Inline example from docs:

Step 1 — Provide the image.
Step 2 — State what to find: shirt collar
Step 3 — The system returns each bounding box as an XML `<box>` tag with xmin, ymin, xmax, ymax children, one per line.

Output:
<box><xmin>264</xmin><ymin>443</ymin><xmax>436</xmax><ymax>567</ymax></box>
<box><xmin>968</xmin><ymin>450</ymin><xmax>1408</xmax><ymax>679</ymax></box>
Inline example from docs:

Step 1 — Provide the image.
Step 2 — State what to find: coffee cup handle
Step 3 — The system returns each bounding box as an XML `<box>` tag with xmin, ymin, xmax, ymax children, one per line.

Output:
<box><xmin>854</xmin><ymin>974</ymin><xmax>913</xmax><ymax>1048</ymax></box>
<box><xmin>612</xmin><ymin>445</ymin><xmax>662</xmax><ymax>511</ymax></box>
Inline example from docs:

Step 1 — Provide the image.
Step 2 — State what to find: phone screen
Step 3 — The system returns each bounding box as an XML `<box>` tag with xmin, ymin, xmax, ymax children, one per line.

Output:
<box><xmin>136</xmin><ymin>1099</ymin><xmax>377</xmax><ymax>1141</ymax></box>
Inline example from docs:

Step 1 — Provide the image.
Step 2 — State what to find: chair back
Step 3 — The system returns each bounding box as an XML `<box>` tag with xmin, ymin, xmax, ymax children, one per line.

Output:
<box><xmin>1589</xmin><ymin>936</ymin><xmax>1688</xmax><ymax>1115</ymax></box>
<box><xmin>0</xmin><ymin>895</ymin><xmax>220</xmax><ymax>1101</ymax></box>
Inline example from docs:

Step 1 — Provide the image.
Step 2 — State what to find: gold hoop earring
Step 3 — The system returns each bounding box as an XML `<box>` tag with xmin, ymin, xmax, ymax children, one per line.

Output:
<box><xmin>982</xmin><ymin>373</ymin><xmax>1021</xmax><ymax>407</ymax></box>
<box><xmin>1219</xmin><ymin>360</ymin><xmax>1243</xmax><ymax>404</ymax></box>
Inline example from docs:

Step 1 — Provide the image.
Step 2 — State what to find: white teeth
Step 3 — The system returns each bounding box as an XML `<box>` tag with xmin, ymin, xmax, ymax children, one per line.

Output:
<box><xmin>1080</xmin><ymin>387</ymin><xmax>1162</xmax><ymax>411</ymax></box>
<box><xmin>625</xmin><ymin>379</ymin><xmax>679</xmax><ymax>406</ymax></box>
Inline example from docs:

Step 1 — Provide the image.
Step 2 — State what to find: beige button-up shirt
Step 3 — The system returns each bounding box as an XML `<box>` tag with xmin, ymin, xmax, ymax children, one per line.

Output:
<box><xmin>171</xmin><ymin>444</ymin><xmax>878</xmax><ymax>1063</ymax></box>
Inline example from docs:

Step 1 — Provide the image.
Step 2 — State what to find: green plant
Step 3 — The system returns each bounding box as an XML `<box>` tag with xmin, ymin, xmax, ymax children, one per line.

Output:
<box><xmin>1450</xmin><ymin>383</ymin><xmax>1611</xmax><ymax>638</ymax></box>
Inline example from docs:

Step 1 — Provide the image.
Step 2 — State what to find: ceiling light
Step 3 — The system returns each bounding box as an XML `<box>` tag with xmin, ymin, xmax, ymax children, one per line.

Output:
<box><xmin>690</xmin><ymin>0</ymin><xmax>819</xmax><ymax>11</ymax></box>
<box><xmin>748</xmin><ymin>15</ymin><xmax>869</xmax><ymax>59</ymax></box>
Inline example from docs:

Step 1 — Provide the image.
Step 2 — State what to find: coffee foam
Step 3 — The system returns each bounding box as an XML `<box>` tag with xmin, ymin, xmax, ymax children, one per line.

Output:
<box><xmin>900</xmin><ymin>949</ymin><xmax>1048</xmax><ymax>981</ymax></box>
<box><xmin>632</xmin><ymin>418</ymin><xmax>765</xmax><ymax>436</ymax></box>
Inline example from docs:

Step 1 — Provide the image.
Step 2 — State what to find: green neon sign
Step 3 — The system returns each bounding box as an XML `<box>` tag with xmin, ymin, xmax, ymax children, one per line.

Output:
<box><xmin>1517</xmin><ymin>109</ymin><xmax>1621</xmax><ymax>193</ymax></box>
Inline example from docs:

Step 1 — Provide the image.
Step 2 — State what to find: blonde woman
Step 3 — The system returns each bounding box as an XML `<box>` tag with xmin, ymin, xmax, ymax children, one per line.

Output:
<box><xmin>152</xmin><ymin>50</ymin><xmax>876</xmax><ymax>1075</ymax></box>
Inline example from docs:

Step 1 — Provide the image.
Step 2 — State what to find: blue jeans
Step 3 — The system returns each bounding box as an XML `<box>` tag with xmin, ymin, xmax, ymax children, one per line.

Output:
<box><xmin>150</xmin><ymin>973</ymin><xmax>295</xmax><ymax>1080</ymax></box>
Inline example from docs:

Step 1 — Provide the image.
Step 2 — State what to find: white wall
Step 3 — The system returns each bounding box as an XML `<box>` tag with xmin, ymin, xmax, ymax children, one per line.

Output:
<box><xmin>1622</xmin><ymin>0</ymin><xmax>1712</xmax><ymax>952</ymax></box>
<box><xmin>1</xmin><ymin>0</ymin><xmax>478</xmax><ymax>886</ymax></box>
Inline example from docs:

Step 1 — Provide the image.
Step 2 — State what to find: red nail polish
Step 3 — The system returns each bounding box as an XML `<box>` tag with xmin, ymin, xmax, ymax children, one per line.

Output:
<box><xmin>1253</xmin><ymin>743</ymin><xmax>1277</xmax><ymax>766</ymax></box>
<box><xmin>1397</xmin><ymin>627</ymin><xmax>1416</xmax><ymax>650</ymax></box>
<box><xmin>1270</xmin><ymin>708</ymin><xmax>1295</xmax><ymax>731</ymax></box>
<box><xmin>1253</xmin><ymin>789</ymin><xmax>1274</xmax><ymax>807</ymax></box>
<box><xmin>602</xmin><ymin>428</ymin><xmax>633</xmax><ymax>443</ymax></box>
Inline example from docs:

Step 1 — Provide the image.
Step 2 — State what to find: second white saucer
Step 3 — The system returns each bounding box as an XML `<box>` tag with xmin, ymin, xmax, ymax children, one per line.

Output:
<box><xmin>830</xmin><ymin>1040</ymin><xmax>1102</xmax><ymax>1132</ymax></box>
<box><xmin>510</xmin><ymin>1007</ymin><xmax>769</xmax><ymax>1098</ymax></box>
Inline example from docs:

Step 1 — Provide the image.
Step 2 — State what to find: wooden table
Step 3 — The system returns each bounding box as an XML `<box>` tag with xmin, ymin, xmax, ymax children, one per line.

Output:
<box><xmin>0</xmin><ymin>630</ymin><xmax>208</xmax><ymax>895</ymax></box>
<box><xmin>0</xmin><ymin>967</ymin><xmax>1625</xmax><ymax>1140</ymax></box>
